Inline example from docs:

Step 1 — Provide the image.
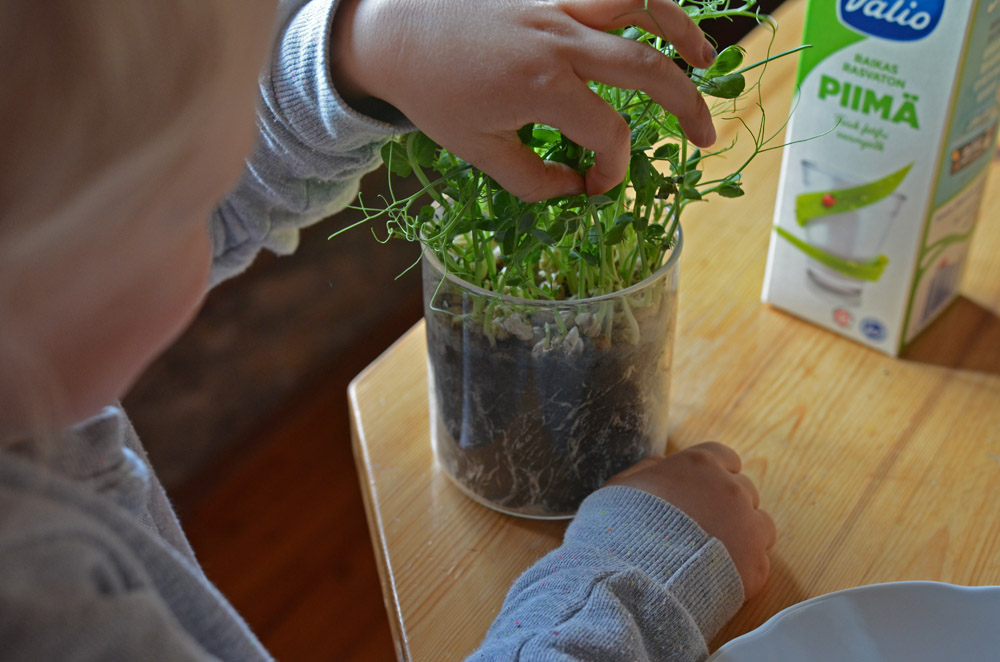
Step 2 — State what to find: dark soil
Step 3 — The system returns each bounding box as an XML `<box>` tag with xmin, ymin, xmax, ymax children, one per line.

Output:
<box><xmin>424</xmin><ymin>284</ymin><xmax>675</xmax><ymax>517</ymax></box>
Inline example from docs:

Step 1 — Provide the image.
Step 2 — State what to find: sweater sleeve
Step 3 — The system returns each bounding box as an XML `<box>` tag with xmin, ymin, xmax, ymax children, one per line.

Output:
<box><xmin>467</xmin><ymin>486</ymin><xmax>745</xmax><ymax>662</ymax></box>
<box><xmin>209</xmin><ymin>0</ymin><xmax>414</xmax><ymax>286</ymax></box>
<box><xmin>0</xmin><ymin>534</ymin><xmax>220</xmax><ymax>662</ymax></box>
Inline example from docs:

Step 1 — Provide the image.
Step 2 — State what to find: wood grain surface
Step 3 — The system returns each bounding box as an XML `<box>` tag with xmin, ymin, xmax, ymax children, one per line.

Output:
<box><xmin>350</xmin><ymin>1</ymin><xmax>1000</xmax><ymax>658</ymax></box>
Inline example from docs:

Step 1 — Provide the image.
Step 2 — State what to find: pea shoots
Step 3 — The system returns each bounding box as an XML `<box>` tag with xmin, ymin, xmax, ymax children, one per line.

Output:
<box><xmin>338</xmin><ymin>1</ymin><xmax>803</xmax><ymax>303</ymax></box>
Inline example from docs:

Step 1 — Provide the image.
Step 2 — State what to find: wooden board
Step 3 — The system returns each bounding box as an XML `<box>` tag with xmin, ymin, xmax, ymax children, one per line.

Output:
<box><xmin>350</xmin><ymin>1</ymin><xmax>1000</xmax><ymax>658</ymax></box>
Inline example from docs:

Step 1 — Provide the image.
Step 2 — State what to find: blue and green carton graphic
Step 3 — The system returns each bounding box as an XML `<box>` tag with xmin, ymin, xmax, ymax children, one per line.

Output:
<box><xmin>762</xmin><ymin>0</ymin><xmax>1000</xmax><ymax>355</ymax></box>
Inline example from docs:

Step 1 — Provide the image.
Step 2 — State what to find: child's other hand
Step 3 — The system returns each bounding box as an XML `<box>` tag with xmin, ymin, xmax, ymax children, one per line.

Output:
<box><xmin>606</xmin><ymin>442</ymin><xmax>776</xmax><ymax>599</ymax></box>
<box><xmin>331</xmin><ymin>0</ymin><xmax>717</xmax><ymax>203</ymax></box>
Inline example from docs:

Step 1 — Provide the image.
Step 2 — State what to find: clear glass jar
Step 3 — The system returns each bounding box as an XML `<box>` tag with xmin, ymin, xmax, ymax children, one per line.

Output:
<box><xmin>422</xmin><ymin>229</ymin><xmax>682</xmax><ymax>518</ymax></box>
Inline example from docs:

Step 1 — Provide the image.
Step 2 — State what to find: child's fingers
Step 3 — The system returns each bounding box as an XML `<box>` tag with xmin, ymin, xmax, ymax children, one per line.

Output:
<box><xmin>734</xmin><ymin>472</ymin><xmax>760</xmax><ymax>509</ymax></box>
<box><xmin>465</xmin><ymin>134</ymin><xmax>586</xmax><ymax>202</ymax></box>
<box><xmin>688</xmin><ymin>441</ymin><xmax>742</xmax><ymax>473</ymax></box>
<box><xmin>744</xmin><ymin>549</ymin><xmax>771</xmax><ymax>598</ymax></box>
<box><xmin>759</xmin><ymin>509</ymin><xmax>777</xmax><ymax>549</ymax></box>
<box><xmin>562</xmin><ymin>0</ymin><xmax>716</xmax><ymax>69</ymax></box>
<box><xmin>536</xmin><ymin>82</ymin><xmax>634</xmax><ymax>194</ymax></box>
<box><xmin>571</xmin><ymin>30</ymin><xmax>715</xmax><ymax>146</ymax></box>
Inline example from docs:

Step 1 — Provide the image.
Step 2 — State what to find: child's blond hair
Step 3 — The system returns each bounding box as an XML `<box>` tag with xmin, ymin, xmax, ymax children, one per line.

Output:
<box><xmin>0</xmin><ymin>1</ymin><xmax>274</xmax><ymax>441</ymax></box>
<box><xmin>0</xmin><ymin>2</ymin><xmax>275</xmax><ymax>230</ymax></box>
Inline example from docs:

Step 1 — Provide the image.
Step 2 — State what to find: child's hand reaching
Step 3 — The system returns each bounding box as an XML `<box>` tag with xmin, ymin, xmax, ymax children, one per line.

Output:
<box><xmin>607</xmin><ymin>442</ymin><xmax>776</xmax><ymax>599</ymax></box>
<box><xmin>331</xmin><ymin>0</ymin><xmax>718</xmax><ymax>203</ymax></box>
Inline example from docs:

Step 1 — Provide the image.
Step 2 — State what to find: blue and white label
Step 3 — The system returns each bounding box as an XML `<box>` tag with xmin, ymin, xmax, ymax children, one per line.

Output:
<box><xmin>860</xmin><ymin>318</ymin><xmax>888</xmax><ymax>342</ymax></box>
<box><xmin>838</xmin><ymin>0</ymin><xmax>945</xmax><ymax>42</ymax></box>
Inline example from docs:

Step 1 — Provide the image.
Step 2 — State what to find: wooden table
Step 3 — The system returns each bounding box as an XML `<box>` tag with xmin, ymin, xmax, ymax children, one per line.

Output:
<box><xmin>349</xmin><ymin>1</ymin><xmax>1000</xmax><ymax>659</ymax></box>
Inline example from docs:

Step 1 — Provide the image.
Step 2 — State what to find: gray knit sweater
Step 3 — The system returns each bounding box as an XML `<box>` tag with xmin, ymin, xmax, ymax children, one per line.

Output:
<box><xmin>0</xmin><ymin>1</ymin><xmax>743</xmax><ymax>659</ymax></box>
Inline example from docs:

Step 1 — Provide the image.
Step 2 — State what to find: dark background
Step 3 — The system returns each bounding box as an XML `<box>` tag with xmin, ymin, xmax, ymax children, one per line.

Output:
<box><xmin>124</xmin><ymin>4</ymin><xmax>789</xmax><ymax>659</ymax></box>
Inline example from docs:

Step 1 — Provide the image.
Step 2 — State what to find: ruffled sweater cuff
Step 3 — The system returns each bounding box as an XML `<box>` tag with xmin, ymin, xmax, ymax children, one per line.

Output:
<box><xmin>566</xmin><ymin>485</ymin><xmax>745</xmax><ymax>641</ymax></box>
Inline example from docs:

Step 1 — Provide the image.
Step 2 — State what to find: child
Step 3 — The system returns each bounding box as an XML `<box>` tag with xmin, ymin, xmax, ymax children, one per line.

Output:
<box><xmin>0</xmin><ymin>0</ymin><xmax>775</xmax><ymax>660</ymax></box>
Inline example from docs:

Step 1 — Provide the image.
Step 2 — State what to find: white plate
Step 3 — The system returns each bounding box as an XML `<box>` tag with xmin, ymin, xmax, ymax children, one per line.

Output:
<box><xmin>709</xmin><ymin>581</ymin><xmax>1000</xmax><ymax>661</ymax></box>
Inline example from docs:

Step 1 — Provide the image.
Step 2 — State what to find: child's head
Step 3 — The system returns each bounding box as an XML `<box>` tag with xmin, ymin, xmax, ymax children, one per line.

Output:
<box><xmin>0</xmin><ymin>1</ymin><xmax>277</xmax><ymax>440</ymax></box>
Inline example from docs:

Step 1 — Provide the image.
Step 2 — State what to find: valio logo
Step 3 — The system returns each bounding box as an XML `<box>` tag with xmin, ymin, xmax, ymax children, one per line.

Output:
<box><xmin>838</xmin><ymin>0</ymin><xmax>945</xmax><ymax>42</ymax></box>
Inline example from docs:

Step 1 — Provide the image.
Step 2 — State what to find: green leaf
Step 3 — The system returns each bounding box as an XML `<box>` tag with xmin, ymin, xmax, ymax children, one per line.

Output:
<box><xmin>533</xmin><ymin>127</ymin><xmax>562</xmax><ymax>145</ymax></box>
<box><xmin>656</xmin><ymin>181</ymin><xmax>677</xmax><ymax>199</ymax></box>
<box><xmin>493</xmin><ymin>228</ymin><xmax>509</xmax><ymax>252</ymax></box>
<box><xmin>517</xmin><ymin>211</ymin><xmax>535</xmax><ymax>234</ymax></box>
<box><xmin>653</xmin><ymin>143</ymin><xmax>680</xmax><ymax>162</ymax></box>
<box><xmin>570</xmin><ymin>249</ymin><xmax>599</xmax><ymax>266</ymax></box>
<box><xmin>708</xmin><ymin>45</ymin><xmax>745</xmax><ymax>75</ymax></box>
<box><xmin>587</xmin><ymin>194</ymin><xmax>614</xmax><ymax>208</ymax></box>
<box><xmin>531</xmin><ymin>228</ymin><xmax>556</xmax><ymax>245</ymax></box>
<box><xmin>717</xmin><ymin>182</ymin><xmax>745</xmax><ymax>198</ymax></box>
<box><xmin>381</xmin><ymin>141</ymin><xmax>412</xmax><ymax>177</ymax></box>
<box><xmin>603</xmin><ymin>213</ymin><xmax>635</xmax><ymax>245</ymax></box>
<box><xmin>661</xmin><ymin>114</ymin><xmax>682</xmax><ymax>137</ymax></box>
<box><xmin>646</xmin><ymin>223</ymin><xmax>666</xmax><ymax>238</ymax></box>
<box><xmin>587</xmin><ymin>225</ymin><xmax>601</xmax><ymax>245</ymax></box>
<box><xmin>599</xmin><ymin>178</ymin><xmax>623</xmax><ymax>203</ymax></box>
<box><xmin>698</xmin><ymin>72</ymin><xmax>746</xmax><ymax>99</ymax></box>
<box><xmin>557</xmin><ymin>134</ymin><xmax>583</xmax><ymax>162</ymax></box>
<box><xmin>493</xmin><ymin>226</ymin><xmax>520</xmax><ymax>256</ymax></box>
<box><xmin>629</xmin><ymin>152</ymin><xmax>657</xmax><ymax>191</ymax></box>
<box><xmin>410</xmin><ymin>132</ymin><xmax>437</xmax><ymax>168</ymax></box>
<box><xmin>547</xmin><ymin>218</ymin><xmax>565</xmax><ymax>239</ymax></box>
<box><xmin>633</xmin><ymin>212</ymin><xmax>648</xmax><ymax>233</ymax></box>
<box><xmin>449</xmin><ymin>218</ymin><xmax>475</xmax><ymax>238</ymax></box>
<box><xmin>683</xmin><ymin>170</ymin><xmax>703</xmax><ymax>186</ymax></box>
<box><xmin>622</xmin><ymin>26</ymin><xmax>643</xmax><ymax>41</ymax></box>
<box><xmin>503</xmin><ymin>228</ymin><xmax>517</xmax><ymax>255</ymax></box>
<box><xmin>517</xmin><ymin>123</ymin><xmax>535</xmax><ymax>145</ymax></box>
<box><xmin>631</xmin><ymin>122</ymin><xmax>658</xmax><ymax>147</ymax></box>
<box><xmin>417</xmin><ymin>205</ymin><xmax>435</xmax><ymax>226</ymax></box>
<box><xmin>614</xmin><ymin>213</ymin><xmax>636</xmax><ymax>228</ymax></box>
<box><xmin>604</xmin><ymin>225</ymin><xmax>627</xmax><ymax>245</ymax></box>
<box><xmin>550</xmin><ymin>212</ymin><xmax>580</xmax><ymax>239</ymax></box>
<box><xmin>493</xmin><ymin>191</ymin><xmax>516</xmax><ymax>218</ymax></box>
<box><xmin>680</xmin><ymin>187</ymin><xmax>702</xmax><ymax>200</ymax></box>
<box><xmin>691</xmin><ymin>45</ymin><xmax>745</xmax><ymax>91</ymax></box>
<box><xmin>513</xmin><ymin>235</ymin><xmax>536</xmax><ymax>263</ymax></box>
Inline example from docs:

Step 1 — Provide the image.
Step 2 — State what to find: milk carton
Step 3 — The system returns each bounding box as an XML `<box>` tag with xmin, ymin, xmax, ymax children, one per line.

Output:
<box><xmin>762</xmin><ymin>0</ymin><xmax>1000</xmax><ymax>355</ymax></box>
